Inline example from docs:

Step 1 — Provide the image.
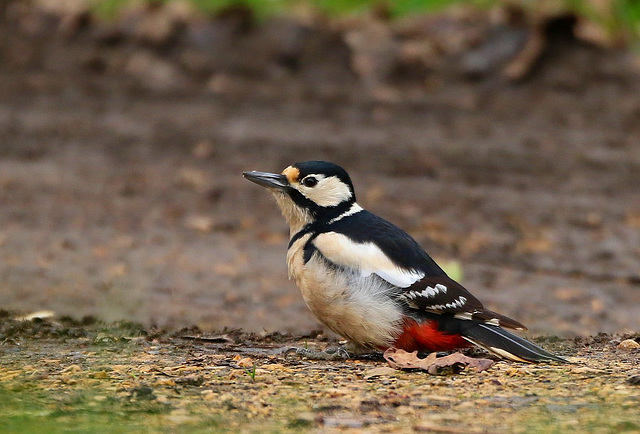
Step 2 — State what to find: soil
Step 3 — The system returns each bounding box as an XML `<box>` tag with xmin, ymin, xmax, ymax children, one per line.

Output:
<box><xmin>1</xmin><ymin>315</ymin><xmax>639</xmax><ymax>432</ymax></box>
<box><xmin>1</xmin><ymin>2</ymin><xmax>639</xmax><ymax>341</ymax></box>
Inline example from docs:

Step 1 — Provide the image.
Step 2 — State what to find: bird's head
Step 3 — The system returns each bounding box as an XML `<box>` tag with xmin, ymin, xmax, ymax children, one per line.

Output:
<box><xmin>243</xmin><ymin>161</ymin><xmax>356</xmax><ymax>233</ymax></box>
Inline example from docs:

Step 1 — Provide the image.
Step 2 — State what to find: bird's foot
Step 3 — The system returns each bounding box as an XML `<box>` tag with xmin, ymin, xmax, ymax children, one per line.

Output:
<box><xmin>285</xmin><ymin>346</ymin><xmax>351</xmax><ymax>361</ymax></box>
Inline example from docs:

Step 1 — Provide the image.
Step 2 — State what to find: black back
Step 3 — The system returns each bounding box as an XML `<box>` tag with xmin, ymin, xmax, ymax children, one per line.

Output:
<box><xmin>292</xmin><ymin>209</ymin><xmax>447</xmax><ymax>278</ymax></box>
<box><xmin>328</xmin><ymin>210</ymin><xmax>446</xmax><ymax>276</ymax></box>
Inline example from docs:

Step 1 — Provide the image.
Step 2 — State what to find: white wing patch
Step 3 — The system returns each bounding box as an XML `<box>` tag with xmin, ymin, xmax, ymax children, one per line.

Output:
<box><xmin>402</xmin><ymin>283</ymin><xmax>448</xmax><ymax>302</ymax></box>
<box><xmin>401</xmin><ymin>285</ymin><xmax>468</xmax><ymax>311</ymax></box>
<box><xmin>423</xmin><ymin>296</ymin><xmax>467</xmax><ymax>311</ymax></box>
<box><xmin>454</xmin><ymin>312</ymin><xmax>502</xmax><ymax>326</ymax></box>
<box><xmin>312</xmin><ymin>232</ymin><xmax>425</xmax><ymax>288</ymax></box>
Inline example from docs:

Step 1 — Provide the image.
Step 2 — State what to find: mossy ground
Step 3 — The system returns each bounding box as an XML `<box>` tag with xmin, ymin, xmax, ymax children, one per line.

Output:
<box><xmin>1</xmin><ymin>316</ymin><xmax>638</xmax><ymax>432</ymax></box>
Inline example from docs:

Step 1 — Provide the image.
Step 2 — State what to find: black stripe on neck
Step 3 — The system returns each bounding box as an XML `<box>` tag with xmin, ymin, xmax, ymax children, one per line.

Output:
<box><xmin>287</xmin><ymin>200</ymin><xmax>353</xmax><ymax>248</ymax></box>
<box><xmin>288</xmin><ymin>223</ymin><xmax>313</xmax><ymax>249</ymax></box>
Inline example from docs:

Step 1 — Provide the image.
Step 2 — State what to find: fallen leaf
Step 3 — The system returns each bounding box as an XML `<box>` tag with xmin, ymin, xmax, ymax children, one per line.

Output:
<box><xmin>383</xmin><ymin>348</ymin><xmax>493</xmax><ymax>375</ymax></box>
<box><xmin>364</xmin><ymin>366</ymin><xmax>397</xmax><ymax>379</ymax></box>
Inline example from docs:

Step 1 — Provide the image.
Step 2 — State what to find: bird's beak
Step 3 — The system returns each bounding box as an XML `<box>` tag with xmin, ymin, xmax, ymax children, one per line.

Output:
<box><xmin>243</xmin><ymin>171</ymin><xmax>290</xmax><ymax>190</ymax></box>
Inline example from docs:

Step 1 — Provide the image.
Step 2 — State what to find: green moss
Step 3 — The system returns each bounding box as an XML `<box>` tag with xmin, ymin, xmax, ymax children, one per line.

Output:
<box><xmin>0</xmin><ymin>386</ymin><xmax>169</xmax><ymax>433</ymax></box>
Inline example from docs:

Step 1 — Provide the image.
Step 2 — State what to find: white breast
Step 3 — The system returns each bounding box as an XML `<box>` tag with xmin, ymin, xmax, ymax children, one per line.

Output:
<box><xmin>287</xmin><ymin>236</ymin><xmax>403</xmax><ymax>349</ymax></box>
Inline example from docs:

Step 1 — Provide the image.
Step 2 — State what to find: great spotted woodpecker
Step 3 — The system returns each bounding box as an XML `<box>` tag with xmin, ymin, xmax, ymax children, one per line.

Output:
<box><xmin>243</xmin><ymin>161</ymin><xmax>566</xmax><ymax>363</ymax></box>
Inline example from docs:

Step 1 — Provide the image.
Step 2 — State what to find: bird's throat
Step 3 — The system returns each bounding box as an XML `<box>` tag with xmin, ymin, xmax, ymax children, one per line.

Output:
<box><xmin>272</xmin><ymin>192</ymin><xmax>313</xmax><ymax>236</ymax></box>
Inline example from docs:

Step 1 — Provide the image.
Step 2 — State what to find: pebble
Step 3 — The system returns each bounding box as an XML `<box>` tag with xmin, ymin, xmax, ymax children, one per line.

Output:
<box><xmin>364</xmin><ymin>366</ymin><xmax>397</xmax><ymax>379</ymax></box>
<box><xmin>617</xmin><ymin>339</ymin><xmax>640</xmax><ymax>350</ymax></box>
<box><xmin>237</xmin><ymin>357</ymin><xmax>254</xmax><ymax>368</ymax></box>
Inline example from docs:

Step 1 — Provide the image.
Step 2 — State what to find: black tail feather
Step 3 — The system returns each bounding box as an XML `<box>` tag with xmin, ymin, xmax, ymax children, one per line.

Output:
<box><xmin>462</xmin><ymin>323</ymin><xmax>569</xmax><ymax>363</ymax></box>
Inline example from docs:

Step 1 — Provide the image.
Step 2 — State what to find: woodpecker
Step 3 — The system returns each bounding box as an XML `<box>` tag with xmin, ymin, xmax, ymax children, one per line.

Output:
<box><xmin>243</xmin><ymin>161</ymin><xmax>566</xmax><ymax>363</ymax></box>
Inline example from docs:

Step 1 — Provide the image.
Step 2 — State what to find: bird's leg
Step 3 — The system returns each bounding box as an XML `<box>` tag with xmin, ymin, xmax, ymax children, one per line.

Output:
<box><xmin>288</xmin><ymin>346</ymin><xmax>351</xmax><ymax>360</ymax></box>
<box><xmin>284</xmin><ymin>342</ymin><xmax>382</xmax><ymax>361</ymax></box>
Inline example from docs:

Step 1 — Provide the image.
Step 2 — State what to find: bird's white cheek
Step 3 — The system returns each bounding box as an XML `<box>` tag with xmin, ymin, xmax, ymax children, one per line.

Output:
<box><xmin>300</xmin><ymin>177</ymin><xmax>352</xmax><ymax>207</ymax></box>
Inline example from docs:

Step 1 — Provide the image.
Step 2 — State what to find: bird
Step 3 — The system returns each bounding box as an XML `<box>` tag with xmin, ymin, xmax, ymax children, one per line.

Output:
<box><xmin>243</xmin><ymin>160</ymin><xmax>567</xmax><ymax>363</ymax></box>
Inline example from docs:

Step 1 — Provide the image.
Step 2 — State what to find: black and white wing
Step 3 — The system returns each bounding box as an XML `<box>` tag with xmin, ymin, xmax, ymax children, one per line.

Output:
<box><xmin>310</xmin><ymin>230</ymin><xmax>426</xmax><ymax>287</ymax></box>
<box><xmin>309</xmin><ymin>210</ymin><xmax>526</xmax><ymax>331</ymax></box>
<box><xmin>315</xmin><ymin>209</ymin><xmax>446</xmax><ymax>278</ymax></box>
<box><xmin>399</xmin><ymin>275</ymin><xmax>527</xmax><ymax>330</ymax></box>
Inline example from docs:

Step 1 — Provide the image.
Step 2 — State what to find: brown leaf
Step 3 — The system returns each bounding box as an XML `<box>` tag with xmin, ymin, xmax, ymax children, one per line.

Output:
<box><xmin>383</xmin><ymin>348</ymin><xmax>494</xmax><ymax>375</ymax></box>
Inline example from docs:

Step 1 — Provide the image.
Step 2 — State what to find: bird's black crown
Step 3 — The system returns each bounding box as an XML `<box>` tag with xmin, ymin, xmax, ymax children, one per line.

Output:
<box><xmin>293</xmin><ymin>160</ymin><xmax>355</xmax><ymax>198</ymax></box>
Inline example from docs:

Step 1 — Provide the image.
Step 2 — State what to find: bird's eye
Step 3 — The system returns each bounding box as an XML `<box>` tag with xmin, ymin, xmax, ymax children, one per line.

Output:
<box><xmin>302</xmin><ymin>176</ymin><xmax>318</xmax><ymax>188</ymax></box>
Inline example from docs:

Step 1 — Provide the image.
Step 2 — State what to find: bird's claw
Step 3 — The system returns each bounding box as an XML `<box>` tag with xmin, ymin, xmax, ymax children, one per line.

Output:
<box><xmin>284</xmin><ymin>346</ymin><xmax>351</xmax><ymax>360</ymax></box>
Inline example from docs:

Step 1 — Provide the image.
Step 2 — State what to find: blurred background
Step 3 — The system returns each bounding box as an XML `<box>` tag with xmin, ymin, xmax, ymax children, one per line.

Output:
<box><xmin>0</xmin><ymin>0</ymin><xmax>639</xmax><ymax>337</ymax></box>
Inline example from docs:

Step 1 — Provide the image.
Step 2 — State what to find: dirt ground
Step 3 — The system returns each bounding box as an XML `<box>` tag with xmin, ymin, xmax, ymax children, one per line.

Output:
<box><xmin>1</xmin><ymin>2</ymin><xmax>639</xmax><ymax>342</ymax></box>
<box><xmin>1</xmin><ymin>316</ymin><xmax>639</xmax><ymax>432</ymax></box>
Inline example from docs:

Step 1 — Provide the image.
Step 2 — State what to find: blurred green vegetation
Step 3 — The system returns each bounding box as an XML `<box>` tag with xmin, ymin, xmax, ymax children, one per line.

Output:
<box><xmin>89</xmin><ymin>0</ymin><xmax>640</xmax><ymax>41</ymax></box>
<box><xmin>612</xmin><ymin>0</ymin><xmax>640</xmax><ymax>36</ymax></box>
<box><xmin>93</xmin><ymin>0</ymin><xmax>474</xmax><ymax>19</ymax></box>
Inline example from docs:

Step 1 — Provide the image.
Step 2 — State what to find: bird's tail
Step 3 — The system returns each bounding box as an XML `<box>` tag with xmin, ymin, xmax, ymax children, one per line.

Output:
<box><xmin>461</xmin><ymin>323</ymin><xmax>568</xmax><ymax>363</ymax></box>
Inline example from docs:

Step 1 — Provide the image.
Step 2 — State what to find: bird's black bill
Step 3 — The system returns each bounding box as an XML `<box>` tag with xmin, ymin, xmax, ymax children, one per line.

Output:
<box><xmin>243</xmin><ymin>171</ymin><xmax>289</xmax><ymax>190</ymax></box>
